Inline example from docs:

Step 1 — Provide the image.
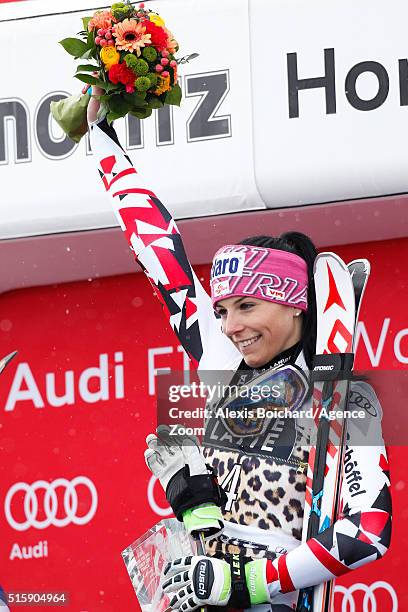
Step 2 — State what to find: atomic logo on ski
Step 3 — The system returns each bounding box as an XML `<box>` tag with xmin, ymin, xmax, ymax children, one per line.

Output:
<box><xmin>323</xmin><ymin>262</ymin><xmax>346</xmax><ymax>313</ymax></box>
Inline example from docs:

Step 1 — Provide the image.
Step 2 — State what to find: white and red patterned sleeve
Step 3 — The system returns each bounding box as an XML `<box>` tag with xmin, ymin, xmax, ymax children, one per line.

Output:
<box><xmin>89</xmin><ymin>119</ymin><xmax>240</xmax><ymax>372</ymax></box>
<box><xmin>264</xmin><ymin>381</ymin><xmax>392</xmax><ymax>598</ymax></box>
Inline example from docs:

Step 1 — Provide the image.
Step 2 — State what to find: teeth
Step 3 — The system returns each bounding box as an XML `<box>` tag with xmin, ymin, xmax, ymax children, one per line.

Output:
<box><xmin>239</xmin><ymin>336</ymin><xmax>260</xmax><ymax>348</ymax></box>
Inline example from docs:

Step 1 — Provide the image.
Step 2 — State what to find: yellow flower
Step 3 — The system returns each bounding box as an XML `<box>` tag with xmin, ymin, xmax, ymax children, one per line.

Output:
<box><xmin>149</xmin><ymin>13</ymin><xmax>165</xmax><ymax>27</ymax></box>
<box><xmin>154</xmin><ymin>74</ymin><xmax>171</xmax><ymax>95</ymax></box>
<box><xmin>100</xmin><ymin>46</ymin><xmax>120</xmax><ymax>70</ymax></box>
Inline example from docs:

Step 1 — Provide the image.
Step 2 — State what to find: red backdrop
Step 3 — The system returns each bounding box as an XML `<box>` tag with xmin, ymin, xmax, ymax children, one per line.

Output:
<box><xmin>0</xmin><ymin>237</ymin><xmax>406</xmax><ymax>611</ymax></box>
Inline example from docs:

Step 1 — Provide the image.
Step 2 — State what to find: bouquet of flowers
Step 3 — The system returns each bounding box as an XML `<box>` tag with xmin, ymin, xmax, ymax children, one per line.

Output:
<box><xmin>52</xmin><ymin>1</ymin><xmax>195</xmax><ymax>141</ymax></box>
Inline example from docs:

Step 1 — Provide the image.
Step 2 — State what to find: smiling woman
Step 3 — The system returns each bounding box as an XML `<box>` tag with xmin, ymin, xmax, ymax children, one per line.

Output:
<box><xmin>88</xmin><ymin>100</ymin><xmax>391</xmax><ymax>612</ymax></box>
<box><xmin>214</xmin><ymin>294</ymin><xmax>303</xmax><ymax>368</ymax></box>
<box><xmin>209</xmin><ymin>232</ymin><xmax>318</xmax><ymax>373</ymax></box>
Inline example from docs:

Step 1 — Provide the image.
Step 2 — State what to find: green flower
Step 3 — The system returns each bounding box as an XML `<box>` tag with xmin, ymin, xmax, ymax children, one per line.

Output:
<box><xmin>135</xmin><ymin>76</ymin><xmax>151</xmax><ymax>92</ymax></box>
<box><xmin>125</xmin><ymin>55</ymin><xmax>149</xmax><ymax>75</ymax></box>
<box><xmin>147</xmin><ymin>72</ymin><xmax>158</xmax><ymax>88</ymax></box>
<box><xmin>142</xmin><ymin>46</ymin><xmax>158</xmax><ymax>62</ymax></box>
<box><xmin>124</xmin><ymin>54</ymin><xmax>137</xmax><ymax>70</ymax></box>
<box><xmin>111</xmin><ymin>3</ymin><xmax>133</xmax><ymax>21</ymax></box>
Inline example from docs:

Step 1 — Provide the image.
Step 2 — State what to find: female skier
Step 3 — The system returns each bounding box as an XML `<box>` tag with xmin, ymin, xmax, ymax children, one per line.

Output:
<box><xmin>87</xmin><ymin>92</ymin><xmax>392</xmax><ymax>611</ymax></box>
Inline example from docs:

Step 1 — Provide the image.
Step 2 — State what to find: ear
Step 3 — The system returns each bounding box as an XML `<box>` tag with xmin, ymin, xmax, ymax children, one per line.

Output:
<box><xmin>294</xmin><ymin>309</ymin><xmax>302</xmax><ymax>317</ymax></box>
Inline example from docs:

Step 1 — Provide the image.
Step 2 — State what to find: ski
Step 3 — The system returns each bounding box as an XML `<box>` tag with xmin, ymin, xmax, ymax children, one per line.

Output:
<box><xmin>0</xmin><ymin>351</ymin><xmax>17</xmax><ymax>375</ymax></box>
<box><xmin>297</xmin><ymin>255</ymin><xmax>370</xmax><ymax>612</ymax></box>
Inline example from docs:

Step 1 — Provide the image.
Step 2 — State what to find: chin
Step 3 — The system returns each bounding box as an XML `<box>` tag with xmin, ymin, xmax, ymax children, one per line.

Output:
<box><xmin>243</xmin><ymin>354</ymin><xmax>264</xmax><ymax>368</ymax></box>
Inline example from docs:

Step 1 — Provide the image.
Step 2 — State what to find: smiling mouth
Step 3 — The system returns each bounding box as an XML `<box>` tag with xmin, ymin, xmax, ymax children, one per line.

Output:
<box><xmin>237</xmin><ymin>335</ymin><xmax>261</xmax><ymax>351</ymax></box>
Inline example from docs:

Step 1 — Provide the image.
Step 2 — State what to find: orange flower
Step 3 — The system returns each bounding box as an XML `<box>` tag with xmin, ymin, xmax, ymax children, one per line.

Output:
<box><xmin>172</xmin><ymin>62</ymin><xmax>178</xmax><ymax>85</ymax></box>
<box><xmin>154</xmin><ymin>74</ymin><xmax>171</xmax><ymax>96</ymax></box>
<box><xmin>163</xmin><ymin>27</ymin><xmax>178</xmax><ymax>54</ymax></box>
<box><xmin>88</xmin><ymin>10</ymin><xmax>115</xmax><ymax>32</ymax></box>
<box><xmin>113</xmin><ymin>19</ymin><xmax>151</xmax><ymax>56</ymax></box>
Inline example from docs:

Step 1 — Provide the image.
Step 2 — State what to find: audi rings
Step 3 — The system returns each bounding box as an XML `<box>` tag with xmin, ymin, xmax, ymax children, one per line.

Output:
<box><xmin>5</xmin><ymin>476</ymin><xmax>98</xmax><ymax>531</ymax></box>
<box><xmin>334</xmin><ymin>581</ymin><xmax>398</xmax><ymax>612</ymax></box>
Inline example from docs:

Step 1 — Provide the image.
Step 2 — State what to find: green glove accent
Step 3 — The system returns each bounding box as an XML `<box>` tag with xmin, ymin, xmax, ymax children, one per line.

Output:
<box><xmin>220</xmin><ymin>562</ymin><xmax>232</xmax><ymax>600</ymax></box>
<box><xmin>182</xmin><ymin>503</ymin><xmax>223</xmax><ymax>538</ymax></box>
<box><xmin>245</xmin><ymin>559</ymin><xmax>270</xmax><ymax>605</ymax></box>
<box><xmin>50</xmin><ymin>93</ymin><xmax>90</xmax><ymax>143</ymax></box>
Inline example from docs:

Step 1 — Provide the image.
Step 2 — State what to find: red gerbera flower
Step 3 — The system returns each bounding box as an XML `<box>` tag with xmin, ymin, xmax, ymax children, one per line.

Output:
<box><xmin>143</xmin><ymin>20</ymin><xmax>169</xmax><ymax>51</ymax></box>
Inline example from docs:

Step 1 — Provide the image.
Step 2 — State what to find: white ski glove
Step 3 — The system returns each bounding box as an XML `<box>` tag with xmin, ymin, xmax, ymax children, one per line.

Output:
<box><xmin>162</xmin><ymin>555</ymin><xmax>231</xmax><ymax>611</ymax></box>
<box><xmin>144</xmin><ymin>425</ymin><xmax>226</xmax><ymax>538</ymax></box>
<box><xmin>162</xmin><ymin>553</ymin><xmax>265</xmax><ymax>611</ymax></box>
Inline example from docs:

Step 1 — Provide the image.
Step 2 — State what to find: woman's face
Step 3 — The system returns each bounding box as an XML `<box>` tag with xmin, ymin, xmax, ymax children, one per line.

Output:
<box><xmin>215</xmin><ymin>296</ymin><xmax>303</xmax><ymax>368</ymax></box>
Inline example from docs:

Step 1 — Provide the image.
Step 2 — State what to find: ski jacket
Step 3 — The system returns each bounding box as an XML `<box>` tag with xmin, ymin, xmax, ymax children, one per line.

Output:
<box><xmin>90</xmin><ymin>119</ymin><xmax>392</xmax><ymax>608</ymax></box>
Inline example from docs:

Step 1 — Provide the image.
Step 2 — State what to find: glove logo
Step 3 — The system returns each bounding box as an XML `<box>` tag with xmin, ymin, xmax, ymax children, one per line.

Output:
<box><xmin>197</xmin><ymin>561</ymin><xmax>207</xmax><ymax>597</ymax></box>
<box><xmin>193</xmin><ymin>558</ymin><xmax>214</xmax><ymax>600</ymax></box>
<box><xmin>247</xmin><ymin>564</ymin><xmax>257</xmax><ymax>598</ymax></box>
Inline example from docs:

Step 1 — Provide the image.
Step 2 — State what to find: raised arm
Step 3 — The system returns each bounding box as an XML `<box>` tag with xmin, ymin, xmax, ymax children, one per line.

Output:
<box><xmin>89</xmin><ymin>112</ymin><xmax>240</xmax><ymax>372</ymax></box>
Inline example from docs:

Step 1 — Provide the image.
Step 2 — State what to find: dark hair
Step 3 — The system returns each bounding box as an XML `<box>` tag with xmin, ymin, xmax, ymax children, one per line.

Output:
<box><xmin>239</xmin><ymin>232</ymin><xmax>317</xmax><ymax>368</ymax></box>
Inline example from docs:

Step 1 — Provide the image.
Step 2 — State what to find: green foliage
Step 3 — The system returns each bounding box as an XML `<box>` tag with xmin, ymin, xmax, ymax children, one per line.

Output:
<box><xmin>146</xmin><ymin>94</ymin><xmax>163</xmax><ymax>109</ymax></box>
<box><xmin>123</xmin><ymin>92</ymin><xmax>148</xmax><ymax>108</ymax></box>
<box><xmin>59</xmin><ymin>37</ymin><xmax>88</xmax><ymax>58</ymax></box>
<box><xmin>164</xmin><ymin>84</ymin><xmax>182</xmax><ymax>106</ymax></box>
<box><xmin>107</xmin><ymin>110</ymin><xmax>125</xmax><ymax>124</ymax></box>
<box><xmin>75</xmin><ymin>74</ymin><xmax>106</xmax><ymax>87</ymax></box>
<box><xmin>76</xmin><ymin>64</ymin><xmax>100</xmax><ymax>72</ymax></box>
<box><xmin>108</xmin><ymin>94</ymin><xmax>131</xmax><ymax>117</ymax></box>
<box><xmin>104</xmin><ymin>82</ymin><xmax>122</xmax><ymax>93</ymax></box>
<box><xmin>130</xmin><ymin>108</ymin><xmax>153</xmax><ymax>120</ymax></box>
<box><xmin>82</xmin><ymin>17</ymin><xmax>91</xmax><ymax>31</ymax></box>
<box><xmin>177</xmin><ymin>53</ymin><xmax>200</xmax><ymax>65</ymax></box>
<box><xmin>80</xmin><ymin>48</ymin><xmax>97</xmax><ymax>61</ymax></box>
<box><xmin>86</xmin><ymin>29</ymin><xmax>95</xmax><ymax>48</ymax></box>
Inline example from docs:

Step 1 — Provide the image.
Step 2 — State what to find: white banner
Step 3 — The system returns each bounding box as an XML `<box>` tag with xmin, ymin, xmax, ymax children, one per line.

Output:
<box><xmin>252</xmin><ymin>0</ymin><xmax>408</xmax><ymax>207</ymax></box>
<box><xmin>2</xmin><ymin>0</ymin><xmax>408</xmax><ymax>239</ymax></box>
<box><xmin>1</xmin><ymin>0</ymin><xmax>263</xmax><ymax>239</ymax></box>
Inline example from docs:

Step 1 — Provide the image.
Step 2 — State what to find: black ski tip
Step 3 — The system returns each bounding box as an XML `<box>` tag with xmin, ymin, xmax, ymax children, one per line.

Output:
<box><xmin>0</xmin><ymin>350</ymin><xmax>18</xmax><ymax>375</ymax></box>
<box><xmin>348</xmin><ymin>258</ymin><xmax>371</xmax><ymax>278</ymax></box>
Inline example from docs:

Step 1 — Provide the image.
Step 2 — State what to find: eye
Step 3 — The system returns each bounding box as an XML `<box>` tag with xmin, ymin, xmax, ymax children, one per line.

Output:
<box><xmin>240</xmin><ymin>302</ymin><xmax>255</xmax><ymax>310</ymax></box>
<box><xmin>215</xmin><ymin>307</ymin><xmax>227</xmax><ymax>317</ymax></box>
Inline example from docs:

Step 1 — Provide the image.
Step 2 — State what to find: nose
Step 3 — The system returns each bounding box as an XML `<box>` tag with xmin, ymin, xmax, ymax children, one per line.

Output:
<box><xmin>223</xmin><ymin>311</ymin><xmax>245</xmax><ymax>338</ymax></box>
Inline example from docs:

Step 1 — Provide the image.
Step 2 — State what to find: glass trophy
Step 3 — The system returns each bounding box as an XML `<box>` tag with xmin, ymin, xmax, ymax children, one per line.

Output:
<box><xmin>122</xmin><ymin>518</ymin><xmax>196</xmax><ymax>611</ymax></box>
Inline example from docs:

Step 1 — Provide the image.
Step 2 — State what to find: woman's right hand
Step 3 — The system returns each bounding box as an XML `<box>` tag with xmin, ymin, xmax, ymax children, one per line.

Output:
<box><xmin>87</xmin><ymin>84</ymin><xmax>105</xmax><ymax>124</ymax></box>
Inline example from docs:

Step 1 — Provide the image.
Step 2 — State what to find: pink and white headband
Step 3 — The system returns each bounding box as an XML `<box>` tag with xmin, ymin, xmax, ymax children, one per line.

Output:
<box><xmin>210</xmin><ymin>245</ymin><xmax>309</xmax><ymax>311</ymax></box>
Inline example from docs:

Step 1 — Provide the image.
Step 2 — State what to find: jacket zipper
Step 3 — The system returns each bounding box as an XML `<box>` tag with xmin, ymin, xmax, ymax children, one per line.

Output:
<box><xmin>272</xmin><ymin>455</ymin><xmax>308</xmax><ymax>474</ymax></box>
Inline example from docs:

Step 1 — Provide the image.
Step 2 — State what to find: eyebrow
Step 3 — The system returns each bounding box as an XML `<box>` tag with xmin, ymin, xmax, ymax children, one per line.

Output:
<box><xmin>215</xmin><ymin>297</ymin><xmax>247</xmax><ymax>310</ymax></box>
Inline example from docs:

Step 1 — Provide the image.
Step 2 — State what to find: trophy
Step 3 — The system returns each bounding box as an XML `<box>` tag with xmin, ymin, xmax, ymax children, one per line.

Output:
<box><xmin>122</xmin><ymin>518</ymin><xmax>196</xmax><ymax>611</ymax></box>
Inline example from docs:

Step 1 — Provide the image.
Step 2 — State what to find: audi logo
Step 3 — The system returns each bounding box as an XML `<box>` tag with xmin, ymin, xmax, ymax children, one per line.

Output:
<box><xmin>334</xmin><ymin>581</ymin><xmax>398</xmax><ymax>612</ymax></box>
<box><xmin>5</xmin><ymin>476</ymin><xmax>98</xmax><ymax>531</ymax></box>
<box><xmin>147</xmin><ymin>475</ymin><xmax>172</xmax><ymax>517</ymax></box>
